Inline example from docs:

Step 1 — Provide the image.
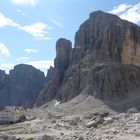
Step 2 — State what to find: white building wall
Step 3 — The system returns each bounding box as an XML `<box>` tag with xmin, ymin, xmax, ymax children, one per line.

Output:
<box><xmin>0</xmin><ymin>110</ymin><xmax>15</xmax><ymax>123</ymax></box>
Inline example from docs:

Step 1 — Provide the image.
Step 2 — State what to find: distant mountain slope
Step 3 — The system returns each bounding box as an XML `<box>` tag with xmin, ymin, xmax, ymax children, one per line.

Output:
<box><xmin>36</xmin><ymin>10</ymin><xmax>140</xmax><ymax>107</ymax></box>
<box><xmin>0</xmin><ymin>64</ymin><xmax>45</xmax><ymax>107</ymax></box>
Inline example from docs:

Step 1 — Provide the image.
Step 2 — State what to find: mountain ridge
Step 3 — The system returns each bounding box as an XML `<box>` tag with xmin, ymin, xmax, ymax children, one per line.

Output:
<box><xmin>0</xmin><ymin>64</ymin><xmax>45</xmax><ymax>107</ymax></box>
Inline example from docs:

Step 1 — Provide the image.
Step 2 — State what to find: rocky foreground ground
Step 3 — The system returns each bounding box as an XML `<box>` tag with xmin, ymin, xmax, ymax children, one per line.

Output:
<box><xmin>0</xmin><ymin>95</ymin><xmax>140</xmax><ymax>140</ymax></box>
<box><xmin>1</xmin><ymin>108</ymin><xmax>140</xmax><ymax>140</ymax></box>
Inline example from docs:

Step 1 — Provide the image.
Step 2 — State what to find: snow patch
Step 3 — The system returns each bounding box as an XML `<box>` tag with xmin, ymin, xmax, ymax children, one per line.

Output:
<box><xmin>55</xmin><ymin>100</ymin><xmax>60</xmax><ymax>106</ymax></box>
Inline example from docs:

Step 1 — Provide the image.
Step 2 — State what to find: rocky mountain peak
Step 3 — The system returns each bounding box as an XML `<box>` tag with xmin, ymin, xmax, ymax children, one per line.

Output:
<box><xmin>75</xmin><ymin>10</ymin><xmax>140</xmax><ymax>65</ymax></box>
<box><xmin>35</xmin><ymin>38</ymin><xmax>72</xmax><ymax>106</ymax></box>
<box><xmin>56</xmin><ymin>38</ymin><xmax>72</xmax><ymax>57</ymax></box>
<box><xmin>13</xmin><ymin>63</ymin><xmax>33</xmax><ymax>69</ymax></box>
<box><xmin>0</xmin><ymin>64</ymin><xmax>45</xmax><ymax>107</ymax></box>
<box><xmin>54</xmin><ymin>38</ymin><xmax>72</xmax><ymax>80</ymax></box>
<box><xmin>36</xmin><ymin>11</ymin><xmax>140</xmax><ymax>107</ymax></box>
<box><xmin>89</xmin><ymin>10</ymin><xmax>120</xmax><ymax>21</ymax></box>
<box><xmin>55</xmin><ymin>39</ymin><xmax>72</xmax><ymax>68</ymax></box>
<box><xmin>89</xmin><ymin>10</ymin><xmax>104</xmax><ymax>16</ymax></box>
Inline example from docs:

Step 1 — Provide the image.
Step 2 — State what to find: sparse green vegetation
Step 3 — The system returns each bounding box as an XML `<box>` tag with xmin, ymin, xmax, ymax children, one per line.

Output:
<box><xmin>27</xmin><ymin>138</ymin><xmax>33</xmax><ymax>140</ymax></box>
<box><xmin>47</xmin><ymin>112</ymin><xmax>53</xmax><ymax>119</ymax></box>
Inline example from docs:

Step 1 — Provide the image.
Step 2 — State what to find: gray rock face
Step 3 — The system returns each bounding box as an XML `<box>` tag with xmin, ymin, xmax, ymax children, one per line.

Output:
<box><xmin>54</xmin><ymin>38</ymin><xmax>72</xmax><ymax>81</ymax></box>
<box><xmin>0</xmin><ymin>70</ymin><xmax>9</xmax><ymax>106</ymax></box>
<box><xmin>37</xmin><ymin>135</ymin><xmax>55</xmax><ymax>140</ymax></box>
<box><xmin>0</xmin><ymin>64</ymin><xmax>45</xmax><ymax>107</ymax></box>
<box><xmin>36</xmin><ymin>39</ymin><xmax>72</xmax><ymax>106</ymax></box>
<box><xmin>58</xmin><ymin>63</ymin><xmax>140</xmax><ymax>102</ymax></box>
<box><xmin>74</xmin><ymin>10</ymin><xmax>140</xmax><ymax>64</ymax></box>
<box><xmin>45</xmin><ymin>66</ymin><xmax>55</xmax><ymax>86</ymax></box>
<box><xmin>36</xmin><ymin>10</ymin><xmax>140</xmax><ymax>106</ymax></box>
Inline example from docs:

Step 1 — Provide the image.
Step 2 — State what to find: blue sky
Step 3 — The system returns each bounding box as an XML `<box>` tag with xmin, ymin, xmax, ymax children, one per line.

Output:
<box><xmin>0</xmin><ymin>0</ymin><xmax>140</xmax><ymax>74</ymax></box>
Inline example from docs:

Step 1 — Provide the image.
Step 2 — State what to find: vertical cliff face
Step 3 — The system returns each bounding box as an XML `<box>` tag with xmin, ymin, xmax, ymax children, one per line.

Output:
<box><xmin>54</xmin><ymin>38</ymin><xmax>72</xmax><ymax>82</ymax></box>
<box><xmin>121</xmin><ymin>28</ymin><xmax>140</xmax><ymax>65</ymax></box>
<box><xmin>74</xmin><ymin>10</ymin><xmax>140</xmax><ymax>64</ymax></box>
<box><xmin>0</xmin><ymin>70</ymin><xmax>9</xmax><ymax>106</ymax></box>
<box><xmin>36</xmin><ymin>10</ymin><xmax>140</xmax><ymax>106</ymax></box>
<box><xmin>0</xmin><ymin>64</ymin><xmax>45</xmax><ymax>107</ymax></box>
<box><xmin>36</xmin><ymin>39</ymin><xmax>72</xmax><ymax>106</ymax></box>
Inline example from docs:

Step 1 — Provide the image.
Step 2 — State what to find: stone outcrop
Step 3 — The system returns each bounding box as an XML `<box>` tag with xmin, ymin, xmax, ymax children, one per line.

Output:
<box><xmin>0</xmin><ymin>64</ymin><xmax>45</xmax><ymax>107</ymax></box>
<box><xmin>36</xmin><ymin>10</ymin><xmax>140</xmax><ymax>106</ymax></box>
<box><xmin>0</xmin><ymin>70</ymin><xmax>9</xmax><ymax>106</ymax></box>
<box><xmin>74</xmin><ymin>10</ymin><xmax>140</xmax><ymax>64</ymax></box>
<box><xmin>45</xmin><ymin>66</ymin><xmax>55</xmax><ymax>86</ymax></box>
<box><xmin>36</xmin><ymin>39</ymin><xmax>72</xmax><ymax>105</ymax></box>
<box><xmin>54</xmin><ymin>38</ymin><xmax>72</xmax><ymax>82</ymax></box>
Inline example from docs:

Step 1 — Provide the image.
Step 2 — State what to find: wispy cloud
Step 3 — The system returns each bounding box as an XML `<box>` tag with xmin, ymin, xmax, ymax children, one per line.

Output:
<box><xmin>0</xmin><ymin>43</ymin><xmax>11</xmax><ymax>57</ymax></box>
<box><xmin>11</xmin><ymin>0</ymin><xmax>38</xmax><ymax>7</ymax></box>
<box><xmin>51</xmin><ymin>19</ymin><xmax>63</xmax><ymax>28</ymax></box>
<box><xmin>0</xmin><ymin>13</ymin><xmax>19</xmax><ymax>27</ymax></box>
<box><xmin>0</xmin><ymin>63</ymin><xmax>15</xmax><ymax>73</ymax></box>
<box><xmin>0</xmin><ymin>43</ymin><xmax>11</xmax><ymax>73</ymax></box>
<box><xmin>0</xmin><ymin>57</ymin><xmax>5</xmax><ymax>63</ymax></box>
<box><xmin>27</xmin><ymin>60</ymin><xmax>54</xmax><ymax>69</ymax></box>
<box><xmin>16</xmin><ymin>57</ymin><xmax>29</xmax><ymax>61</ymax></box>
<box><xmin>17</xmin><ymin>9</ymin><xmax>25</xmax><ymax>16</ymax></box>
<box><xmin>24</xmin><ymin>48</ymin><xmax>38</xmax><ymax>54</ymax></box>
<box><xmin>120</xmin><ymin>2</ymin><xmax>140</xmax><ymax>24</ymax></box>
<box><xmin>0</xmin><ymin>63</ymin><xmax>15</xmax><ymax>70</ymax></box>
<box><xmin>19</xmin><ymin>22</ymin><xmax>52</xmax><ymax>40</ymax></box>
<box><xmin>110</xmin><ymin>2</ymin><xmax>140</xmax><ymax>24</ymax></box>
<box><xmin>0</xmin><ymin>12</ymin><xmax>52</xmax><ymax>40</ymax></box>
<box><xmin>0</xmin><ymin>60</ymin><xmax>54</xmax><ymax>74</ymax></box>
<box><xmin>110</xmin><ymin>4</ymin><xmax>132</xmax><ymax>14</ymax></box>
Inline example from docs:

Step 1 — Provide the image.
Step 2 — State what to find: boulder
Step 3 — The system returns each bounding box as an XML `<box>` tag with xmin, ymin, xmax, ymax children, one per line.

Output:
<box><xmin>126</xmin><ymin>107</ymin><xmax>139</xmax><ymax>114</ymax></box>
<box><xmin>37</xmin><ymin>135</ymin><xmax>55</xmax><ymax>140</ymax></box>
<box><xmin>0</xmin><ymin>135</ymin><xmax>16</xmax><ymax>140</ymax></box>
<box><xmin>78</xmin><ymin>136</ymin><xmax>84</xmax><ymax>140</ymax></box>
<box><xmin>104</xmin><ymin>116</ymin><xmax>115</xmax><ymax>124</ymax></box>
<box><xmin>86</xmin><ymin>115</ymin><xmax>104</xmax><ymax>128</ymax></box>
<box><xmin>8</xmin><ymin>136</ymin><xmax>17</xmax><ymax>140</ymax></box>
<box><xmin>70</xmin><ymin>117</ymin><xmax>81</xmax><ymax>126</ymax></box>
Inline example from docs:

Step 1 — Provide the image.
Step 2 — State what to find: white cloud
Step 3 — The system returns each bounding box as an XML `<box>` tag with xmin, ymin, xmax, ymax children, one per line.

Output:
<box><xmin>0</xmin><ymin>60</ymin><xmax>54</xmax><ymax>74</ymax></box>
<box><xmin>39</xmin><ymin>37</ymin><xmax>52</xmax><ymax>40</ymax></box>
<box><xmin>27</xmin><ymin>60</ymin><xmax>54</xmax><ymax>69</ymax></box>
<box><xmin>51</xmin><ymin>19</ymin><xmax>63</xmax><ymax>28</ymax></box>
<box><xmin>0</xmin><ymin>12</ymin><xmax>52</xmax><ymax>40</ymax></box>
<box><xmin>0</xmin><ymin>63</ymin><xmax>15</xmax><ymax>74</ymax></box>
<box><xmin>27</xmin><ymin>60</ymin><xmax>54</xmax><ymax>74</ymax></box>
<box><xmin>16</xmin><ymin>57</ymin><xmax>29</xmax><ymax>61</ymax></box>
<box><xmin>0</xmin><ymin>43</ymin><xmax>11</xmax><ymax>73</ymax></box>
<box><xmin>24</xmin><ymin>48</ymin><xmax>38</xmax><ymax>54</ymax></box>
<box><xmin>0</xmin><ymin>57</ymin><xmax>5</xmax><ymax>63</ymax></box>
<box><xmin>0</xmin><ymin>63</ymin><xmax>15</xmax><ymax>69</ymax></box>
<box><xmin>0</xmin><ymin>43</ymin><xmax>11</xmax><ymax>57</ymax></box>
<box><xmin>0</xmin><ymin>13</ymin><xmax>19</xmax><ymax>27</ymax></box>
<box><xmin>17</xmin><ymin>9</ymin><xmax>25</xmax><ymax>16</ymax></box>
<box><xmin>110</xmin><ymin>2</ymin><xmax>140</xmax><ymax>24</ymax></box>
<box><xmin>19</xmin><ymin>22</ymin><xmax>52</xmax><ymax>40</ymax></box>
<box><xmin>110</xmin><ymin>4</ymin><xmax>132</xmax><ymax>14</ymax></box>
<box><xmin>11</xmin><ymin>0</ymin><xmax>38</xmax><ymax>7</ymax></box>
<box><xmin>120</xmin><ymin>2</ymin><xmax>140</xmax><ymax>24</ymax></box>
